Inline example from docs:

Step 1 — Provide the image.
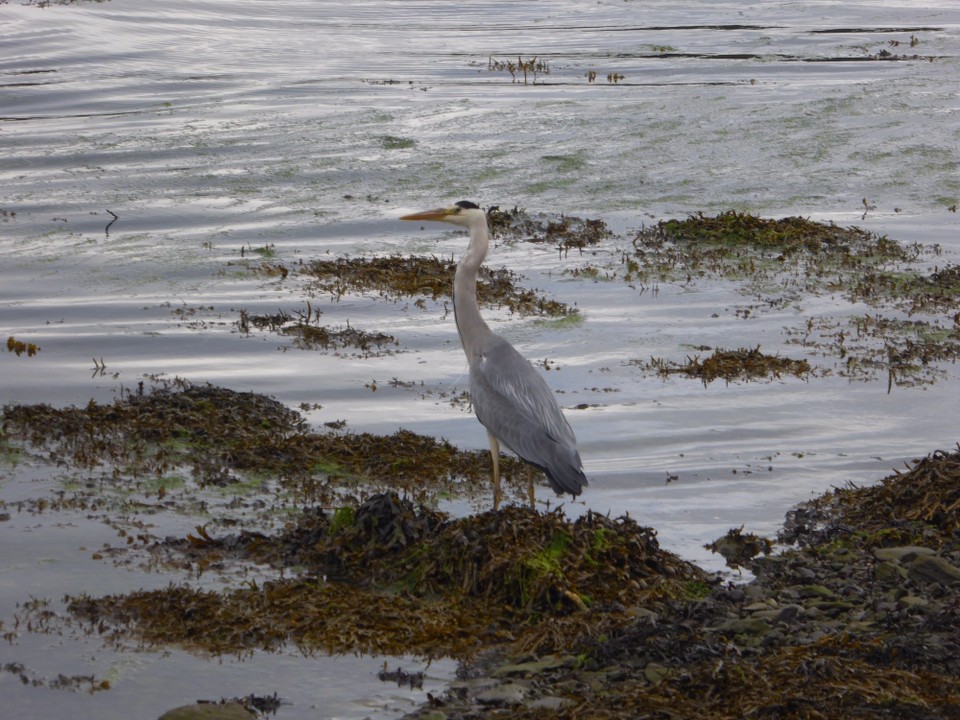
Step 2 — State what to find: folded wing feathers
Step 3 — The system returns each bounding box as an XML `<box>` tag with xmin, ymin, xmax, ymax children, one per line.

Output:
<box><xmin>470</xmin><ymin>336</ymin><xmax>587</xmax><ymax>496</ymax></box>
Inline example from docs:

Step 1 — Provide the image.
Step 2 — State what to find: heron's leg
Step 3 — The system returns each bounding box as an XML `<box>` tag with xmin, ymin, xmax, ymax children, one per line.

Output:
<box><xmin>526</xmin><ymin>466</ymin><xmax>536</xmax><ymax>509</ymax></box>
<box><xmin>487</xmin><ymin>432</ymin><xmax>502</xmax><ymax>511</ymax></box>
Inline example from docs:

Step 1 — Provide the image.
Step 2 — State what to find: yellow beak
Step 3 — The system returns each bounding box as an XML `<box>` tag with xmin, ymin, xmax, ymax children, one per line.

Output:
<box><xmin>399</xmin><ymin>208</ymin><xmax>455</xmax><ymax>222</ymax></box>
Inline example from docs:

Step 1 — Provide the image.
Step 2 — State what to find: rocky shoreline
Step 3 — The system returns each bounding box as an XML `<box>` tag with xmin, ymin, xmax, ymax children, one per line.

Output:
<box><xmin>402</xmin><ymin>448</ymin><xmax>960</xmax><ymax>719</ymax></box>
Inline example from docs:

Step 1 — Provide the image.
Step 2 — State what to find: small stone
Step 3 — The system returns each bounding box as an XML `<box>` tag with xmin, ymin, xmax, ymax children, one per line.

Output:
<box><xmin>874</xmin><ymin>561</ymin><xmax>908</xmax><ymax>582</ymax></box>
<box><xmin>906</xmin><ymin>555</ymin><xmax>960</xmax><ymax>586</ymax></box>
<box><xmin>493</xmin><ymin>655</ymin><xmax>573</xmax><ymax>678</ymax></box>
<box><xmin>643</xmin><ymin>662</ymin><xmax>670</xmax><ymax>685</ymax></box>
<box><xmin>761</xmin><ymin>629</ymin><xmax>785</xmax><ymax>647</ymax></box>
<box><xmin>774</xmin><ymin>604</ymin><xmax>804</xmax><ymax>624</ymax></box>
<box><xmin>725</xmin><ymin>588</ymin><xmax>746</xmax><ymax>603</ymax></box>
<box><xmin>527</xmin><ymin>696</ymin><xmax>573</xmax><ymax>711</ymax></box>
<box><xmin>626</xmin><ymin>606</ymin><xmax>660</xmax><ymax>623</ymax></box>
<box><xmin>476</xmin><ymin>682</ymin><xmax>527</xmax><ymax>707</ymax></box>
<box><xmin>839</xmin><ymin>582</ymin><xmax>864</xmax><ymax>597</ymax></box>
<box><xmin>872</xmin><ymin>546</ymin><xmax>936</xmax><ymax>562</ymax></box>
<box><xmin>807</xmin><ymin>600</ymin><xmax>853</xmax><ymax>617</ymax></box>
<box><xmin>897</xmin><ymin>594</ymin><xmax>929</xmax><ymax>608</ymax></box>
<box><xmin>712</xmin><ymin>617</ymin><xmax>772</xmax><ymax>638</ymax></box>
<box><xmin>450</xmin><ymin>677</ymin><xmax>497</xmax><ymax>698</ymax></box>
<box><xmin>798</xmin><ymin>584</ymin><xmax>838</xmax><ymax>599</ymax></box>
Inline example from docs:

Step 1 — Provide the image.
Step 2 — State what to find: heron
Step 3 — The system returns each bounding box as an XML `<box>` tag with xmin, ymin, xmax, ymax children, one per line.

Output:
<box><xmin>400</xmin><ymin>201</ymin><xmax>588</xmax><ymax>510</ymax></box>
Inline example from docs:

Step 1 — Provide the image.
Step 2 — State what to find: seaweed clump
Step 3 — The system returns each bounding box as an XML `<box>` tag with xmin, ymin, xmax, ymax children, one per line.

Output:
<box><xmin>626</xmin><ymin>211</ymin><xmax>960</xmax><ymax>389</ymax></box>
<box><xmin>0</xmin><ymin>382</ymin><xmax>522</xmax><ymax>501</ymax></box>
<box><xmin>704</xmin><ymin>525</ymin><xmax>774</xmax><ymax>569</ymax></box>
<box><xmin>5</xmin><ymin>336</ymin><xmax>40</xmax><ymax>358</ymax></box>
<box><xmin>633</xmin><ymin>345</ymin><xmax>812</xmax><ymax>385</ymax></box>
<box><xmin>301</xmin><ymin>255</ymin><xmax>572</xmax><ymax>316</ymax></box>
<box><xmin>628</xmin><ymin>210</ymin><xmax>915</xmax><ymax>288</ymax></box>
<box><xmin>64</xmin><ymin>493</ymin><xmax>704</xmax><ymax>659</ymax></box>
<box><xmin>850</xmin><ymin>263</ymin><xmax>960</xmax><ymax>314</ymax></box>
<box><xmin>237</xmin><ymin>307</ymin><xmax>397</xmax><ymax>356</ymax></box>
<box><xmin>783</xmin><ymin>446</ymin><xmax>960</xmax><ymax>550</ymax></box>
<box><xmin>488</xmin><ymin>206</ymin><xmax>612</xmax><ymax>255</ymax></box>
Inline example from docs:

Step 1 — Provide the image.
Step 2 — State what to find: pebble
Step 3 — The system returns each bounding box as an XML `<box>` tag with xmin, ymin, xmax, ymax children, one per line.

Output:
<box><xmin>874</xmin><ymin>561</ymin><xmax>908</xmax><ymax>581</ymax></box>
<box><xmin>475</xmin><ymin>682</ymin><xmax>527</xmax><ymax>707</ymax></box>
<box><xmin>712</xmin><ymin>617</ymin><xmax>772</xmax><ymax>638</ymax></box>
<box><xmin>492</xmin><ymin>655</ymin><xmax>573</xmax><ymax>678</ymax></box>
<box><xmin>643</xmin><ymin>662</ymin><xmax>670</xmax><ymax>685</ymax></box>
<box><xmin>526</xmin><ymin>696</ymin><xmax>572</xmax><ymax>711</ymax></box>
<box><xmin>898</xmin><ymin>594</ymin><xmax>929</xmax><ymax>608</ymax></box>
<box><xmin>774</xmin><ymin>604</ymin><xmax>804</xmax><ymax>624</ymax></box>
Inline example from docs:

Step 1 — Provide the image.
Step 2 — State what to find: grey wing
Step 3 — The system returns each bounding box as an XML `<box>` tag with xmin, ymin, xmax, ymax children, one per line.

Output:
<box><xmin>469</xmin><ymin>334</ymin><xmax>587</xmax><ymax>496</ymax></box>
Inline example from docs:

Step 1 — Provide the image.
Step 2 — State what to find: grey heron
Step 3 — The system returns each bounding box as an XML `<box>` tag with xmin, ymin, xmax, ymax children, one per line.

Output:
<box><xmin>400</xmin><ymin>201</ymin><xmax>588</xmax><ymax>510</ymax></box>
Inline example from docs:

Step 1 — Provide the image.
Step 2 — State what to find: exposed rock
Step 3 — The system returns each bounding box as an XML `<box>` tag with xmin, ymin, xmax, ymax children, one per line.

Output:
<box><xmin>475</xmin><ymin>682</ymin><xmax>527</xmax><ymax>707</ymax></box>
<box><xmin>158</xmin><ymin>703</ymin><xmax>253</xmax><ymax>720</ymax></box>
<box><xmin>905</xmin><ymin>554</ymin><xmax>960</xmax><ymax>586</ymax></box>
<box><xmin>873</xmin><ymin>545</ymin><xmax>937</xmax><ymax>562</ymax></box>
<box><xmin>492</xmin><ymin>656</ymin><xmax>575</xmax><ymax>678</ymax></box>
<box><xmin>526</xmin><ymin>695</ymin><xmax>572</xmax><ymax>711</ymax></box>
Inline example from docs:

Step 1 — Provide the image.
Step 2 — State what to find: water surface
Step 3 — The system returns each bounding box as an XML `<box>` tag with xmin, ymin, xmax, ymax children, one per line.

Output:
<box><xmin>2</xmin><ymin>1</ymin><xmax>959</xmax><ymax>718</ymax></box>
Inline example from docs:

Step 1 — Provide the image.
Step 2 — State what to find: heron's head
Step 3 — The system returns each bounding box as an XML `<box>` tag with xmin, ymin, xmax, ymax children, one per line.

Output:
<box><xmin>400</xmin><ymin>200</ymin><xmax>484</xmax><ymax>228</ymax></box>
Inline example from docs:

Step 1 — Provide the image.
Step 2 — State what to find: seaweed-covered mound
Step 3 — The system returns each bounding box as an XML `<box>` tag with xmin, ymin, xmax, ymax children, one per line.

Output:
<box><xmin>65</xmin><ymin>493</ymin><xmax>706</xmax><ymax>659</ymax></box>
<box><xmin>641</xmin><ymin>210</ymin><xmax>910</xmax><ymax>261</ymax></box>
<box><xmin>628</xmin><ymin>210</ymin><xmax>918</xmax><ymax>291</ymax></box>
<box><xmin>783</xmin><ymin>446</ymin><xmax>960</xmax><ymax>549</ymax></box>
<box><xmin>1</xmin><ymin>382</ymin><xmax>523</xmax><ymax>500</ymax></box>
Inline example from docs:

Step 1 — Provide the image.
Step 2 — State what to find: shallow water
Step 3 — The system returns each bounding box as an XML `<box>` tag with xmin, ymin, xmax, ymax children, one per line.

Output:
<box><xmin>2</xmin><ymin>1</ymin><xmax>960</xmax><ymax>718</ymax></box>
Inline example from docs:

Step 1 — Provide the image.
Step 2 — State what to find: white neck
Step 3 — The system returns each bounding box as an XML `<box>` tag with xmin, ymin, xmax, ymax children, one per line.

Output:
<box><xmin>453</xmin><ymin>213</ymin><xmax>493</xmax><ymax>358</ymax></box>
